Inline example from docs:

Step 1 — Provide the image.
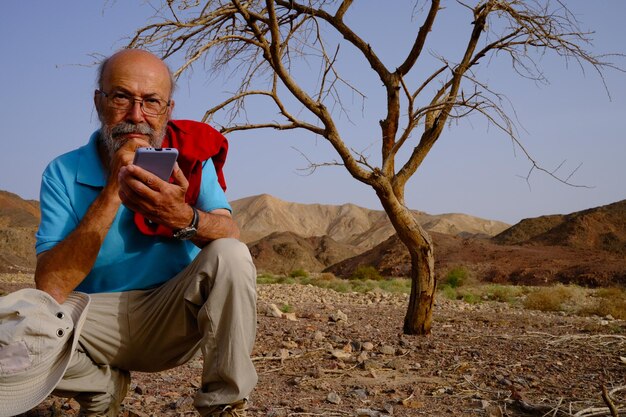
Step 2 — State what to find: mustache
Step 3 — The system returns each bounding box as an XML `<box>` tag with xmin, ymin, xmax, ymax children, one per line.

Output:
<box><xmin>100</xmin><ymin>121</ymin><xmax>164</xmax><ymax>159</ymax></box>
<box><xmin>110</xmin><ymin>122</ymin><xmax>154</xmax><ymax>138</ymax></box>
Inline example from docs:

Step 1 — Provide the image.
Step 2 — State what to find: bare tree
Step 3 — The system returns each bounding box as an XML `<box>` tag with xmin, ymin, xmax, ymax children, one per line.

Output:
<box><xmin>127</xmin><ymin>0</ymin><xmax>621</xmax><ymax>335</ymax></box>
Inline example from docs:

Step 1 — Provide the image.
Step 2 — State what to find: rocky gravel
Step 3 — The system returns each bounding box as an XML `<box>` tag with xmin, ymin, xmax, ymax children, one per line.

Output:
<box><xmin>14</xmin><ymin>283</ymin><xmax>626</xmax><ymax>417</ymax></box>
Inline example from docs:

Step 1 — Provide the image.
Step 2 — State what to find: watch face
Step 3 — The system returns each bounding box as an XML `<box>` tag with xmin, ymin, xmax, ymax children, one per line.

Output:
<box><xmin>173</xmin><ymin>227</ymin><xmax>197</xmax><ymax>240</ymax></box>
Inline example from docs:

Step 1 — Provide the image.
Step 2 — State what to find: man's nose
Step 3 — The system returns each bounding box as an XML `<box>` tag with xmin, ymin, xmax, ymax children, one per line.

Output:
<box><xmin>125</xmin><ymin>99</ymin><xmax>146</xmax><ymax>124</ymax></box>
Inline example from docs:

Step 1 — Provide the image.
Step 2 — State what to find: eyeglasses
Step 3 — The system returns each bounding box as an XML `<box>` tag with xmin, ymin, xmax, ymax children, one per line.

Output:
<box><xmin>96</xmin><ymin>89</ymin><xmax>171</xmax><ymax>116</ymax></box>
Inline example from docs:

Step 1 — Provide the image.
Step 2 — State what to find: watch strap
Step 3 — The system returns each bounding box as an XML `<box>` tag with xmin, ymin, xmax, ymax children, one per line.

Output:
<box><xmin>172</xmin><ymin>206</ymin><xmax>199</xmax><ymax>240</ymax></box>
<box><xmin>188</xmin><ymin>205</ymin><xmax>199</xmax><ymax>229</ymax></box>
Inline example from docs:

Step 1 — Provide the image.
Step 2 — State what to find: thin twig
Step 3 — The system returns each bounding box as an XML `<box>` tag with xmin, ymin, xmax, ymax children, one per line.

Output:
<box><xmin>601</xmin><ymin>385</ymin><xmax>618</xmax><ymax>417</ymax></box>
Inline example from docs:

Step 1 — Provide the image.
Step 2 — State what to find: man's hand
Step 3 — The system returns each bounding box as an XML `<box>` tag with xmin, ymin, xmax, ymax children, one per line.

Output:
<box><xmin>117</xmin><ymin>144</ymin><xmax>241</xmax><ymax>246</ymax></box>
<box><xmin>35</xmin><ymin>138</ymin><xmax>154</xmax><ymax>303</ymax></box>
<box><xmin>103</xmin><ymin>138</ymin><xmax>152</xmax><ymax>200</ymax></box>
<box><xmin>118</xmin><ymin>161</ymin><xmax>192</xmax><ymax>230</ymax></box>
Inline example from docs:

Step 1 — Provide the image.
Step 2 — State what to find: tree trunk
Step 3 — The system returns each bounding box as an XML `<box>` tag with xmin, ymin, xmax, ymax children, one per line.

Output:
<box><xmin>376</xmin><ymin>188</ymin><xmax>436</xmax><ymax>335</ymax></box>
<box><xmin>403</xmin><ymin>239</ymin><xmax>435</xmax><ymax>335</ymax></box>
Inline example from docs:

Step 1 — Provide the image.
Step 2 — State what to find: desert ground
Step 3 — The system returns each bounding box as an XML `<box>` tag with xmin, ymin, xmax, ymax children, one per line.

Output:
<box><xmin>4</xmin><ymin>276</ymin><xmax>624</xmax><ymax>417</ymax></box>
<box><xmin>2</xmin><ymin>192</ymin><xmax>625</xmax><ymax>416</ymax></box>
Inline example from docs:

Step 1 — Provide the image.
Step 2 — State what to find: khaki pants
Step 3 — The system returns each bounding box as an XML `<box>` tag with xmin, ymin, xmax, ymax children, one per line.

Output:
<box><xmin>53</xmin><ymin>238</ymin><xmax>258</xmax><ymax>415</ymax></box>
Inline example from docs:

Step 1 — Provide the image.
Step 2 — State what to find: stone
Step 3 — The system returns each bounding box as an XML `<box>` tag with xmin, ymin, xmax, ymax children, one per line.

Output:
<box><xmin>385</xmin><ymin>358</ymin><xmax>405</xmax><ymax>370</ymax></box>
<box><xmin>326</xmin><ymin>391</ymin><xmax>342</xmax><ymax>404</ymax></box>
<box><xmin>284</xmin><ymin>312</ymin><xmax>298</xmax><ymax>321</ymax></box>
<box><xmin>356</xmin><ymin>409</ymin><xmax>382</xmax><ymax>417</ymax></box>
<box><xmin>379</xmin><ymin>345</ymin><xmax>396</xmax><ymax>355</ymax></box>
<box><xmin>266</xmin><ymin>303</ymin><xmax>284</xmax><ymax>318</ymax></box>
<box><xmin>330</xmin><ymin>310</ymin><xmax>348</xmax><ymax>322</ymax></box>
<box><xmin>281</xmin><ymin>340</ymin><xmax>298</xmax><ymax>349</ymax></box>
<box><xmin>347</xmin><ymin>388</ymin><xmax>368</xmax><ymax>400</ymax></box>
<box><xmin>331</xmin><ymin>349</ymin><xmax>352</xmax><ymax>360</ymax></box>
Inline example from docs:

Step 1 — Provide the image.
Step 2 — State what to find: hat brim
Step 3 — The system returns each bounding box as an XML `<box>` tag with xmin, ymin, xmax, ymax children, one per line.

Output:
<box><xmin>0</xmin><ymin>290</ymin><xmax>90</xmax><ymax>416</ymax></box>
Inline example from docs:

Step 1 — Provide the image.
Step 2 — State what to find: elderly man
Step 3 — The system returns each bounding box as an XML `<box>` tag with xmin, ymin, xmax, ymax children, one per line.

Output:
<box><xmin>30</xmin><ymin>49</ymin><xmax>257</xmax><ymax>416</ymax></box>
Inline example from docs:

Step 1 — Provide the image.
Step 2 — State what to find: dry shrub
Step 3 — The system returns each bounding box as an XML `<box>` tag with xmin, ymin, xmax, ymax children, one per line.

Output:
<box><xmin>350</xmin><ymin>266</ymin><xmax>383</xmax><ymax>281</ymax></box>
<box><xmin>454</xmin><ymin>286</ymin><xmax>481</xmax><ymax>303</ymax></box>
<box><xmin>486</xmin><ymin>285</ymin><xmax>525</xmax><ymax>303</ymax></box>
<box><xmin>522</xmin><ymin>284</ymin><xmax>584</xmax><ymax>312</ymax></box>
<box><xmin>318</xmin><ymin>272</ymin><xmax>336</xmax><ymax>281</ymax></box>
<box><xmin>306</xmin><ymin>272</ymin><xmax>337</xmax><ymax>286</ymax></box>
<box><xmin>441</xmin><ymin>284</ymin><xmax>525</xmax><ymax>305</ymax></box>
<box><xmin>579</xmin><ymin>287</ymin><xmax>626</xmax><ymax>319</ymax></box>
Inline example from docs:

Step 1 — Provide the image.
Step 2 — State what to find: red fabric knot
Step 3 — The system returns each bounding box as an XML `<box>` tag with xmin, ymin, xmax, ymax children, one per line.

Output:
<box><xmin>133</xmin><ymin>119</ymin><xmax>228</xmax><ymax>237</ymax></box>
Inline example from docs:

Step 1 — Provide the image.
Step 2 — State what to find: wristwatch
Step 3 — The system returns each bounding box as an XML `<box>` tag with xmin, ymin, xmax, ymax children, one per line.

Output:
<box><xmin>173</xmin><ymin>206</ymin><xmax>199</xmax><ymax>240</ymax></box>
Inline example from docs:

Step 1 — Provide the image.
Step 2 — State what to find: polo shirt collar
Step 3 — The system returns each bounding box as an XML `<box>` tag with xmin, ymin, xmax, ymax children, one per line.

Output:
<box><xmin>76</xmin><ymin>131</ymin><xmax>107</xmax><ymax>188</ymax></box>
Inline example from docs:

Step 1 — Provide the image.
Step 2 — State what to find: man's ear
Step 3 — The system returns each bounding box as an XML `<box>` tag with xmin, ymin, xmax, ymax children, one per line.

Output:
<box><xmin>94</xmin><ymin>90</ymin><xmax>102</xmax><ymax>114</ymax></box>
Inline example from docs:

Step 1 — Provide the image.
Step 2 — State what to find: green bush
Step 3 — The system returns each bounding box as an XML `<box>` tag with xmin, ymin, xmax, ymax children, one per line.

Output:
<box><xmin>276</xmin><ymin>276</ymin><xmax>297</xmax><ymax>285</ymax></box>
<box><xmin>440</xmin><ymin>285</ymin><xmax>458</xmax><ymax>300</ymax></box>
<box><xmin>350</xmin><ymin>280</ymin><xmax>377</xmax><ymax>293</ymax></box>
<box><xmin>332</xmin><ymin>282</ymin><xmax>351</xmax><ymax>293</ymax></box>
<box><xmin>378</xmin><ymin>278</ymin><xmax>411</xmax><ymax>294</ymax></box>
<box><xmin>279</xmin><ymin>304</ymin><xmax>293</xmax><ymax>313</ymax></box>
<box><xmin>257</xmin><ymin>271</ymin><xmax>409</xmax><ymax>295</ymax></box>
<box><xmin>257</xmin><ymin>273</ymin><xmax>279</xmax><ymax>285</ymax></box>
<box><xmin>485</xmin><ymin>284</ymin><xmax>524</xmax><ymax>303</ymax></box>
<box><xmin>350</xmin><ymin>265</ymin><xmax>383</xmax><ymax>281</ymax></box>
<box><xmin>289</xmin><ymin>268</ymin><xmax>309</xmax><ymax>278</ymax></box>
<box><xmin>462</xmin><ymin>293</ymin><xmax>481</xmax><ymax>304</ymax></box>
<box><xmin>442</xmin><ymin>266</ymin><xmax>468</xmax><ymax>288</ymax></box>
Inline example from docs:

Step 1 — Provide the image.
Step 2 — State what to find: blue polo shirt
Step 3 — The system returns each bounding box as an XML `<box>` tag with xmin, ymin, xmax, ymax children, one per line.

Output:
<box><xmin>35</xmin><ymin>131</ymin><xmax>232</xmax><ymax>293</ymax></box>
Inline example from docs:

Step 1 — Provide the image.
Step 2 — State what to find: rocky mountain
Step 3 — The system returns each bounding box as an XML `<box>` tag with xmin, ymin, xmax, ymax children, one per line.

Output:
<box><xmin>326</xmin><ymin>232</ymin><xmax>626</xmax><ymax>287</ymax></box>
<box><xmin>0</xmin><ymin>191</ymin><xmax>510</xmax><ymax>277</ymax></box>
<box><xmin>231</xmin><ymin>194</ymin><xmax>510</xmax><ymax>249</ymax></box>
<box><xmin>327</xmin><ymin>200</ymin><xmax>626</xmax><ymax>287</ymax></box>
<box><xmin>1</xmin><ymin>189</ymin><xmax>624</xmax><ymax>287</ymax></box>
<box><xmin>0</xmin><ymin>190</ymin><xmax>40</xmax><ymax>228</ymax></box>
<box><xmin>494</xmin><ymin>199</ymin><xmax>626</xmax><ymax>254</ymax></box>
<box><xmin>248</xmin><ymin>231</ymin><xmax>361</xmax><ymax>275</ymax></box>
<box><xmin>234</xmin><ymin>194</ymin><xmax>512</xmax><ymax>275</ymax></box>
<box><xmin>0</xmin><ymin>190</ymin><xmax>40</xmax><ymax>274</ymax></box>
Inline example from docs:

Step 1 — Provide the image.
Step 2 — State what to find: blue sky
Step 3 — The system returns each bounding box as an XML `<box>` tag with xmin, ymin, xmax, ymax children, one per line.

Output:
<box><xmin>1</xmin><ymin>1</ymin><xmax>625</xmax><ymax>224</ymax></box>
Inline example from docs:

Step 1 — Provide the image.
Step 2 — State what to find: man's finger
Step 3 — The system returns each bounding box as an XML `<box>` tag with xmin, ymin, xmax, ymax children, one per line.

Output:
<box><xmin>170</xmin><ymin>163</ymin><xmax>189</xmax><ymax>188</ymax></box>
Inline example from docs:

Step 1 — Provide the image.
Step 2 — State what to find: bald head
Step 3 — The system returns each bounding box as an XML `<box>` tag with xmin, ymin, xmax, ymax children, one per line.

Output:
<box><xmin>97</xmin><ymin>49</ymin><xmax>175</xmax><ymax>98</ymax></box>
<box><xmin>95</xmin><ymin>49</ymin><xmax>176</xmax><ymax>159</ymax></box>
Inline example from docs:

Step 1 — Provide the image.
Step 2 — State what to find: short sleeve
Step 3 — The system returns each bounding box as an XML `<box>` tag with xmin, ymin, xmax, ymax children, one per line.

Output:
<box><xmin>195</xmin><ymin>158</ymin><xmax>232</xmax><ymax>213</ymax></box>
<box><xmin>35</xmin><ymin>172</ymin><xmax>79</xmax><ymax>254</ymax></box>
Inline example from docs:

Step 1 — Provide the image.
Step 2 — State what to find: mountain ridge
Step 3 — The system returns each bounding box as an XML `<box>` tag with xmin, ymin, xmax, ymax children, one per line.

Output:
<box><xmin>327</xmin><ymin>199</ymin><xmax>626</xmax><ymax>286</ymax></box>
<box><xmin>1</xmin><ymin>190</ymin><xmax>624</xmax><ymax>287</ymax></box>
<box><xmin>494</xmin><ymin>199</ymin><xmax>626</xmax><ymax>254</ymax></box>
<box><xmin>231</xmin><ymin>193</ymin><xmax>510</xmax><ymax>249</ymax></box>
<box><xmin>0</xmin><ymin>190</ymin><xmax>40</xmax><ymax>274</ymax></box>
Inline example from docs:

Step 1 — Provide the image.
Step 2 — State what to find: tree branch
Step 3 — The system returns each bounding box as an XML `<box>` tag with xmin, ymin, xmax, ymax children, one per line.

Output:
<box><xmin>264</xmin><ymin>0</ymin><xmax>372</xmax><ymax>184</ymax></box>
<box><xmin>394</xmin><ymin>2</ymin><xmax>492</xmax><ymax>191</ymax></box>
<box><xmin>396</xmin><ymin>0</ymin><xmax>440</xmax><ymax>76</ymax></box>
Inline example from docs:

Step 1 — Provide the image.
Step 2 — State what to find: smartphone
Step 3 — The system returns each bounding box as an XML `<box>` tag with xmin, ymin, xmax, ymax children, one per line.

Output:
<box><xmin>132</xmin><ymin>147</ymin><xmax>179</xmax><ymax>181</ymax></box>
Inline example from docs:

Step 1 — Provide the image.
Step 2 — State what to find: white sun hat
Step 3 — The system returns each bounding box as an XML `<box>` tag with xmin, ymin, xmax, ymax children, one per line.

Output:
<box><xmin>0</xmin><ymin>288</ymin><xmax>90</xmax><ymax>416</ymax></box>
